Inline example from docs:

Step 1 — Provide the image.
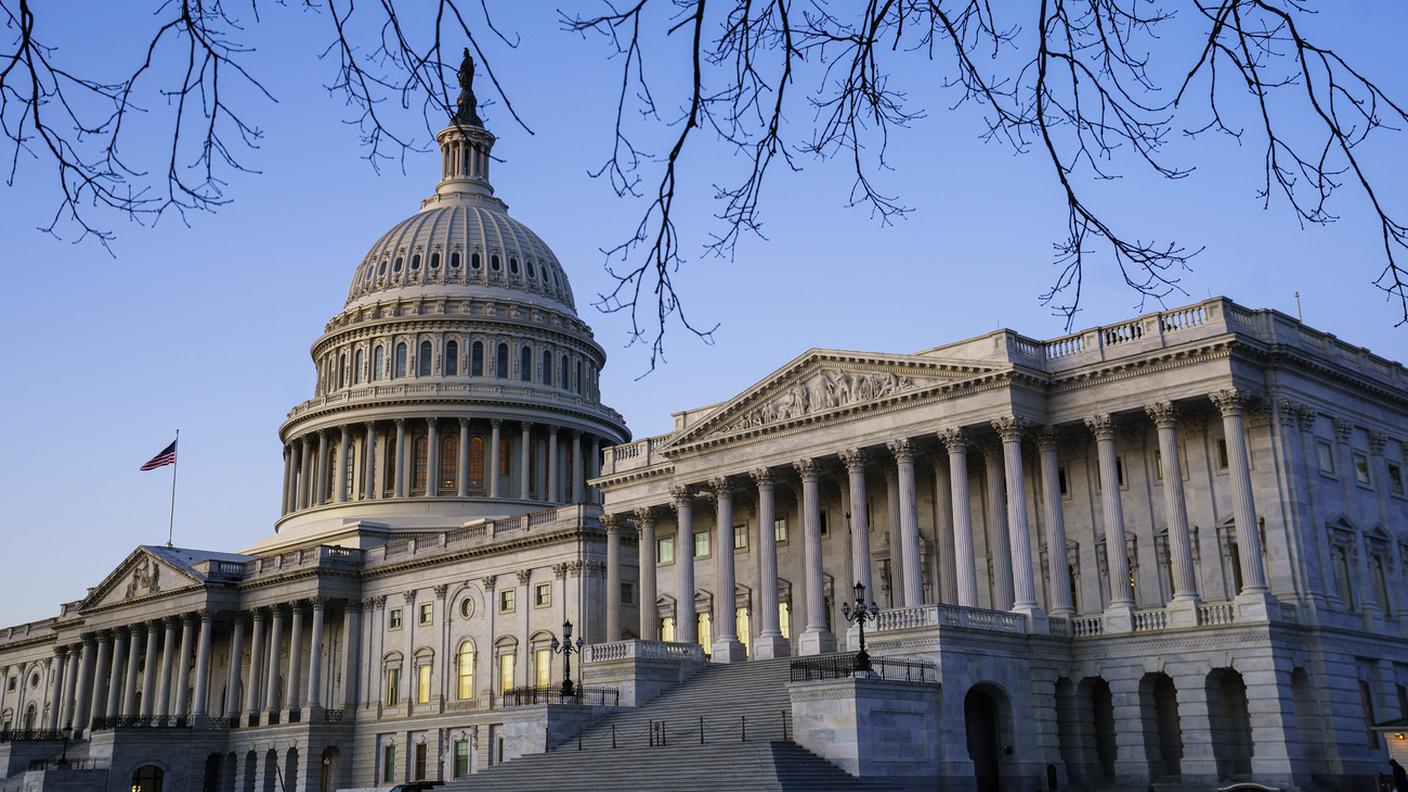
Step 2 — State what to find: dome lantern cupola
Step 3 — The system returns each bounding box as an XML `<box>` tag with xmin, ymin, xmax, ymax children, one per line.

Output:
<box><xmin>430</xmin><ymin>49</ymin><xmax>498</xmax><ymax>206</ymax></box>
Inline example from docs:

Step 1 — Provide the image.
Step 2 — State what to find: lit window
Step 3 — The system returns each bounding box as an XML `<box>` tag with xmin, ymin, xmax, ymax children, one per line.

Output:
<box><xmin>733</xmin><ymin>525</ymin><xmax>748</xmax><ymax>551</ymax></box>
<box><xmin>385</xmin><ymin>667</ymin><xmax>401</xmax><ymax>706</ymax></box>
<box><xmin>535</xmin><ymin>648</ymin><xmax>550</xmax><ymax>689</ymax></box>
<box><xmin>774</xmin><ymin>518</ymin><xmax>788</xmax><ymax>544</ymax></box>
<box><xmin>445</xmin><ymin>340</ymin><xmax>459</xmax><ymax>376</ymax></box>
<box><xmin>1353</xmin><ymin>452</ymin><xmax>1372</xmax><ymax>486</ymax></box>
<box><xmin>658</xmin><ymin>616</ymin><xmax>675</xmax><ymax>642</ymax></box>
<box><xmin>736</xmin><ymin>607</ymin><xmax>751</xmax><ymax>653</ymax></box>
<box><xmin>389</xmin><ymin>609</ymin><xmax>403</xmax><ymax>630</ymax></box>
<box><xmin>469</xmin><ymin>436</ymin><xmax>485</xmax><ymax>491</ymax></box>
<box><xmin>457</xmin><ymin>643</ymin><xmax>475</xmax><ymax>700</ymax></box>
<box><xmin>418</xmin><ymin>340</ymin><xmax>433</xmax><ymax>376</ymax></box>
<box><xmin>657</xmin><ymin>536</ymin><xmax>675</xmax><ymax>565</ymax></box>
<box><xmin>499</xmin><ymin>589</ymin><xmax>515</xmax><ymax>613</ymax></box>
<box><xmin>500</xmin><ymin>437</ymin><xmax>511</xmax><ymax>476</ymax></box>
<box><xmin>779</xmin><ymin>602</ymin><xmax>791</xmax><ymax>639</ymax></box>
<box><xmin>441</xmin><ymin>435</ymin><xmax>458</xmax><ymax>492</ymax></box>
<box><xmin>498</xmin><ymin>653</ymin><xmax>515</xmax><ymax>694</ymax></box>
<box><xmin>1389</xmin><ymin>463</ymin><xmax>1405</xmax><ymax>496</ymax></box>
<box><xmin>417</xmin><ymin>663</ymin><xmax>431</xmax><ymax>704</ymax></box>
<box><xmin>697</xmin><ymin>612</ymin><xmax>712</xmax><ymax>649</ymax></box>
<box><xmin>535</xmin><ymin>583</ymin><xmax>552</xmax><ymax>608</ymax></box>
<box><xmin>694</xmin><ymin>531</ymin><xmax>711</xmax><ymax>559</ymax></box>
<box><xmin>412</xmin><ymin>436</ymin><xmax>429</xmax><ymax>494</ymax></box>
<box><xmin>419</xmin><ymin>602</ymin><xmax>433</xmax><ymax>626</ymax></box>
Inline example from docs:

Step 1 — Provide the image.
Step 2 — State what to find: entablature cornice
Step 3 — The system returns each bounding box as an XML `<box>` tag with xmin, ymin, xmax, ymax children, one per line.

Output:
<box><xmin>359</xmin><ymin>525</ymin><xmax>603</xmax><ymax>581</ymax></box>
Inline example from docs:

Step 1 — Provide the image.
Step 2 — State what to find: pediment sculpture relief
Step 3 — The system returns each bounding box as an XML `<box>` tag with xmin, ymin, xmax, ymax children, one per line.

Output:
<box><xmin>124</xmin><ymin>557</ymin><xmax>162</xmax><ymax>600</ymax></box>
<box><xmin>728</xmin><ymin>369</ymin><xmax>936</xmax><ymax>431</ymax></box>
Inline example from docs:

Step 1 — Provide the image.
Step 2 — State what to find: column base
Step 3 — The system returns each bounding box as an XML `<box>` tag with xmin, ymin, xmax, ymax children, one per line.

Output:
<box><xmin>1235</xmin><ymin>589</ymin><xmax>1277</xmax><ymax>622</ymax></box>
<box><xmin>797</xmin><ymin>628</ymin><xmax>837</xmax><ymax>656</ymax></box>
<box><xmin>710</xmin><ymin>638</ymin><xmax>747</xmax><ymax>663</ymax></box>
<box><xmin>750</xmin><ymin>633</ymin><xmax>790</xmax><ymax>660</ymax></box>
<box><xmin>1011</xmin><ymin>605</ymin><xmax>1046</xmax><ymax>634</ymax></box>
<box><xmin>1102</xmin><ymin>603</ymin><xmax>1135</xmax><ymax>634</ymax></box>
<box><xmin>1166</xmin><ymin>595</ymin><xmax>1201</xmax><ymax>628</ymax></box>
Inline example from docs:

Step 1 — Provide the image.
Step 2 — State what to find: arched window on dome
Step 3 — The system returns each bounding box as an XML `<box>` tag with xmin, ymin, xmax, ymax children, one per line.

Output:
<box><xmin>412</xmin><ymin>435</ymin><xmax>428</xmax><ymax>495</ymax></box>
<box><xmin>444</xmin><ymin>340</ymin><xmax>459</xmax><ymax>376</ymax></box>
<box><xmin>471</xmin><ymin>252</ymin><xmax>481</xmax><ymax>269</ymax></box>
<box><xmin>418</xmin><ymin>340</ymin><xmax>433</xmax><ymax>377</ymax></box>
<box><xmin>541</xmin><ymin>350</ymin><xmax>552</xmax><ymax>386</ymax></box>
<box><xmin>451</xmin><ymin>251</ymin><xmax>461</xmax><ymax>269</ymax></box>
<box><xmin>325</xmin><ymin>436</ymin><xmax>340</xmax><ymax>497</ymax></box>
<box><xmin>559</xmin><ymin>355</ymin><xmax>569</xmax><ymax>391</ymax></box>
<box><xmin>496</xmin><ymin>343</ymin><xmax>509</xmax><ymax>379</ymax></box>
<box><xmin>490</xmin><ymin>254</ymin><xmax>501</xmax><ymax>272</ymax></box>
<box><xmin>339</xmin><ymin>354</ymin><xmax>348</xmax><ymax>389</ymax></box>
<box><xmin>527</xmin><ymin>259</ymin><xmax>537</xmax><ymax>278</ymax></box>
<box><xmin>354</xmin><ymin>349</ymin><xmax>364</xmax><ymax>385</ymax></box>
<box><xmin>394</xmin><ymin>343</ymin><xmax>408</xmax><ymax>378</ymax></box>
<box><xmin>430</xmin><ymin>251</ymin><xmax>441</xmax><ymax>270</ymax></box>
<box><xmin>394</xmin><ymin>256</ymin><xmax>404</xmax><ymax>274</ymax></box>
<box><xmin>411</xmin><ymin>254</ymin><xmax>421</xmax><ymax>271</ymax></box>
<box><xmin>519</xmin><ymin>346</ymin><xmax>532</xmax><ymax>382</ymax></box>
<box><xmin>575</xmin><ymin>361</ymin><xmax>583</xmax><ymax>394</ymax></box>
<box><xmin>378</xmin><ymin>259</ymin><xmax>388</xmax><ymax>276</ymax></box>
<box><xmin>469</xmin><ymin>435</ymin><xmax>485</xmax><ymax>492</ymax></box>
<box><xmin>509</xmin><ymin>257</ymin><xmax>520</xmax><ymax>275</ymax></box>
<box><xmin>457</xmin><ymin>641</ymin><xmax>476</xmax><ymax>700</ymax></box>
<box><xmin>374</xmin><ymin>346</ymin><xmax>385</xmax><ymax>381</ymax></box>
<box><xmin>471</xmin><ymin>341</ymin><xmax>484</xmax><ymax>376</ymax></box>
<box><xmin>440</xmin><ymin>434</ymin><xmax>458</xmax><ymax>493</ymax></box>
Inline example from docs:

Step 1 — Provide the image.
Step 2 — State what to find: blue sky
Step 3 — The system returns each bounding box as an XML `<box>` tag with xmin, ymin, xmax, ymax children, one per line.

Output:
<box><xmin>1</xmin><ymin>3</ymin><xmax>1405</xmax><ymax>626</ymax></box>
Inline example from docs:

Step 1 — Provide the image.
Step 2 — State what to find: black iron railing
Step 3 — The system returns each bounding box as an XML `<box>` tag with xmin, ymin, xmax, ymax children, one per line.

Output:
<box><xmin>322</xmin><ymin>709</ymin><xmax>346</xmax><ymax>723</ymax></box>
<box><xmin>0</xmin><ymin>729</ymin><xmax>63</xmax><ymax>743</ymax></box>
<box><xmin>28</xmin><ymin>757</ymin><xmax>106</xmax><ymax>771</ymax></box>
<box><xmin>88</xmin><ymin>716</ymin><xmax>190</xmax><ymax>731</ymax></box>
<box><xmin>789</xmin><ymin>652</ymin><xmax>937</xmax><ymax>683</ymax></box>
<box><xmin>544</xmin><ymin>710</ymin><xmax>794</xmax><ymax>753</ymax></box>
<box><xmin>495</xmin><ymin>686</ymin><xmax>620</xmax><ymax>707</ymax></box>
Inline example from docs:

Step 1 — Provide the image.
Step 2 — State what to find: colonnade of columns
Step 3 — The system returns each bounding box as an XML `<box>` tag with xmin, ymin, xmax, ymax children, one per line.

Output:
<box><xmin>599</xmin><ymin>390</ymin><xmax>1272</xmax><ymax>656</ymax></box>
<box><xmin>280</xmin><ymin>418</ymin><xmax>603</xmax><ymax>516</ymax></box>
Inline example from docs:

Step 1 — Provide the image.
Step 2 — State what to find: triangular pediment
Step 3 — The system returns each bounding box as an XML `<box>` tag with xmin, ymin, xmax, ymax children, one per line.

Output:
<box><xmin>663</xmin><ymin>349</ymin><xmax>999</xmax><ymax>449</ymax></box>
<box><xmin>80</xmin><ymin>547</ymin><xmax>203</xmax><ymax>610</ymax></box>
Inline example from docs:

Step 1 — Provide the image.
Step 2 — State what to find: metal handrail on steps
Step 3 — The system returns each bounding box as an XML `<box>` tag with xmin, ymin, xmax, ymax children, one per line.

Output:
<box><xmin>549</xmin><ymin>709</ymin><xmax>794</xmax><ymax>753</ymax></box>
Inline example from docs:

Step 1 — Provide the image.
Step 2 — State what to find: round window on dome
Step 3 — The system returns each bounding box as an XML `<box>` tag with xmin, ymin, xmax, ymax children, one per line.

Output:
<box><xmin>471</xmin><ymin>252</ymin><xmax>481</xmax><ymax>269</ymax></box>
<box><xmin>509</xmin><ymin>257</ymin><xmax>520</xmax><ymax>274</ymax></box>
<box><xmin>411</xmin><ymin>254</ymin><xmax>421</xmax><ymax>270</ymax></box>
<box><xmin>527</xmin><ymin>260</ymin><xmax>537</xmax><ymax>278</ymax></box>
<box><xmin>394</xmin><ymin>257</ymin><xmax>403</xmax><ymax>273</ymax></box>
<box><xmin>430</xmin><ymin>252</ymin><xmax>441</xmax><ymax>269</ymax></box>
<box><xmin>491</xmin><ymin>255</ymin><xmax>501</xmax><ymax>271</ymax></box>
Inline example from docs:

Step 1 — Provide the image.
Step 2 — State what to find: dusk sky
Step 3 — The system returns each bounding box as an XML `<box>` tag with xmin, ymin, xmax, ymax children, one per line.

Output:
<box><xmin>1</xmin><ymin>3</ymin><xmax>1405</xmax><ymax>627</ymax></box>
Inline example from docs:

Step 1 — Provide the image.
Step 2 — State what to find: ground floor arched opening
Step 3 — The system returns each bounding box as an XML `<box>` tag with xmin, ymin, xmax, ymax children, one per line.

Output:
<box><xmin>964</xmin><ymin>684</ymin><xmax>1012</xmax><ymax>792</ymax></box>
<box><xmin>203</xmin><ymin>753</ymin><xmax>222</xmax><ymax>792</ymax></box>
<box><xmin>1207</xmin><ymin>667</ymin><xmax>1254</xmax><ymax>780</ymax></box>
<box><xmin>320</xmin><ymin>746</ymin><xmax>339</xmax><ymax>792</ymax></box>
<box><xmin>131</xmin><ymin>764</ymin><xmax>165</xmax><ymax>792</ymax></box>
<box><xmin>1140</xmin><ymin>671</ymin><xmax>1182</xmax><ymax>779</ymax></box>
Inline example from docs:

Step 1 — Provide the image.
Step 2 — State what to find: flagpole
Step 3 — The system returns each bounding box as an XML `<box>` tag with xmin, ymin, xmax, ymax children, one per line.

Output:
<box><xmin>167</xmin><ymin>429</ymin><xmax>179</xmax><ymax>548</ymax></box>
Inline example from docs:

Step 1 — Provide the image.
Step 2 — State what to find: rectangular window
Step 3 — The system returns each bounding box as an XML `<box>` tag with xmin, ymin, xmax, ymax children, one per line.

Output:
<box><xmin>1154</xmin><ymin>449</ymin><xmax>1163</xmax><ymax>481</ymax></box>
<box><xmin>388</xmin><ymin>608</ymin><xmax>403</xmax><ymax>630</ymax></box>
<box><xmin>1389</xmin><ymin>463</ymin><xmax>1405</xmax><ymax>497</ymax></box>
<box><xmin>382</xmin><ymin>744</ymin><xmax>396</xmax><ymax>783</ymax></box>
<box><xmin>657</xmin><ymin>535</ymin><xmax>675</xmax><ymax>565</ymax></box>
<box><xmin>385</xmin><ymin>667</ymin><xmax>400</xmax><ymax>706</ymax></box>
<box><xmin>419</xmin><ymin>602</ymin><xmax>433</xmax><ymax>626</ymax></box>
<box><xmin>498</xmin><ymin>653</ymin><xmax>515</xmax><ymax>695</ymax></box>
<box><xmin>1057</xmin><ymin>466</ymin><xmax>1069</xmax><ymax>497</ymax></box>
<box><xmin>1353</xmin><ymin>452</ymin><xmax>1372</xmax><ymax>486</ymax></box>
<box><xmin>819</xmin><ymin>510</ymin><xmax>829</xmax><ymax>536</ymax></box>
<box><xmin>535</xmin><ymin>648</ymin><xmax>551</xmax><ymax>689</ymax></box>
<box><xmin>453</xmin><ymin>739</ymin><xmax>470</xmax><ymax>778</ymax></box>
<box><xmin>414</xmin><ymin>741</ymin><xmax>428</xmax><ymax>780</ymax></box>
<box><xmin>535</xmin><ymin>582</ymin><xmax>552</xmax><ymax>608</ymax></box>
<box><xmin>779</xmin><ymin>602</ymin><xmax>791</xmax><ymax>640</ymax></box>
<box><xmin>694</xmin><ymin>531</ymin><xmax>711</xmax><ymax>559</ymax></box>
<box><xmin>417</xmin><ymin>663</ymin><xmax>431</xmax><ymax>705</ymax></box>
<box><xmin>1115</xmin><ymin>456</ymin><xmax>1126</xmax><ymax>487</ymax></box>
<box><xmin>621</xmin><ymin>581</ymin><xmax>635</xmax><ymax>606</ymax></box>
<box><xmin>658</xmin><ymin>615</ymin><xmax>675</xmax><ymax>642</ymax></box>
<box><xmin>733</xmin><ymin>524</ymin><xmax>748</xmax><ymax>551</ymax></box>
<box><xmin>774</xmin><ymin>517</ymin><xmax>789</xmax><ymax>544</ymax></box>
<box><xmin>1317</xmin><ymin>440</ymin><xmax>1336</xmax><ymax>475</ymax></box>
<box><xmin>499</xmin><ymin>589</ymin><xmax>515</xmax><ymax>613</ymax></box>
<box><xmin>1216</xmin><ymin>438</ymin><xmax>1230</xmax><ymax>470</ymax></box>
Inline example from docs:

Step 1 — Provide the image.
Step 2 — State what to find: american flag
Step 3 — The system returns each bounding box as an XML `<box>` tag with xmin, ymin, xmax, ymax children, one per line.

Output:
<box><xmin>140</xmin><ymin>439</ymin><xmax>178</xmax><ymax>471</ymax></box>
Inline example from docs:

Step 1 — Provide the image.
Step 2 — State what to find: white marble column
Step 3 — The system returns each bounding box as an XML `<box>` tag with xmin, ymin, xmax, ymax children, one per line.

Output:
<box><xmin>589</xmin><ymin>437</ymin><xmax>601</xmax><ymax>504</ymax></box>
<box><xmin>314</xmin><ymin>430</ymin><xmax>329</xmax><ymax>505</ymax></box>
<box><xmin>603</xmin><ymin>515</ymin><xmax>623</xmax><ymax>641</ymax></box>
<box><xmin>225</xmin><ymin>615</ymin><xmax>245</xmax><ymax>718</ymax></box>
<box><xmin>155</xmin><ymin>618</ymin><xmax>177</xmax><ymax>718</ymax></box>
<box><xmin>191</xmin><ymin>611</ymin><xmax>213</xmax><ymax>718</ymax></box>
<box><xmin>1211</xmin><ymin>389</ymin><xmax>1271</xmax><ymax>598</ymax></box>
<box><xmin>930</xmin><ymin>453</ymin><xmax>958</xmax><ymax>604</ymax></box>
<box><xmin>364</xmin><ymin>422</ymin><xmax>378</xmax><ymax>500</ymax></box>
<box><xmin>1147</xmin><ymin>402</ymin><xmax>1201</xmax><ymax>604</ymax></box>
<box><xmin>393</xmin><ymin>419</ymin><xmax>408</xmax><ymax>498</ymax></box>
<box><xmin>298</xmin><ymin>437</ymin><xmax>313</xmax><ymax>509</ymax></box>
<box><xmin>751</xmin><ymin>469</ymin><xmax>789</xmax><ymax>658</ymax></box>
<box><xmin>307</xmin><ymin>599</ymin><xmax>326</xmax><ymax>709</ymax></box>
<box><xmin>86</xmin><ymin>634</ymin><xmax>111</xmax><ymax>730</ymax></box>
<box><xmin>889</xmin><ymin>439</ymin><xmax>924</xmax><ymax>607</ymax></box>
<box><xmin>489</xmin><ymin>420</ymin><xmax>502</xmax><ymax>498</ymax></box>
<box><xmin>839</xmin><ymin>449</ymin><xmax>874</xmax><ymax>598</ymax></box>
<box><xmin>1036</xmin><ymin>428</ymin><xmax>1075</xmax><ymax>617</ymax></box>
<box><xmin>671</xmin><ymin>486</ymin><xmax>698</xmax><ymax>644</ymax></box>
<box><xmin>634</xmin><ymin>508</ymin><xmax>659</xmax><ymax>641</ymax></box>
<box><xmin>884</xmin><ymin>468</ymin><xmax>904</xmax><ymax>606</ymax></box>
<box><xmin>572</xmin><ymin>431</ymin><xmax>584</xmax><ymax>503</ymax></box>
<box><xmin>45</xmin><ymin>648</ymin><xmax>68</xmax><ymax>730</ymax></box>
<box><xmin>120</xmin><ymin>628</ymin><xmax>141</xmax><ymax>718</ymax></box>
<box><xmin>287</xmin><ymin>602</ymin><xmax>306</xmax><ymax>711</ymax></box>
<box><xmin>335</xmin><ymin>426</ymin><xmax>351</xmax><ymax>503</ymax></box>
<box><xmin>70</xmin><ymin>638</ymin><xmax>95</xmax><ymax>729</ymax></box>
<box><xmin>519</xmin><ymin>422</ymin><xmax>533</xmax><ymax>499</ymax></box>
<box><xmin>709</xmin><ymin>477</ymin><xmax>746</xmax><ymax>662</ymax></box>
<box><xmin>264</xmin><ymin>606</ymin><xmax>284</xmax><ymax>712</ymax></box>
<box><xmin>172</xmin><ymin>615</ymin><xmax>194</xmax><ymax>718</ymax></box>
<box><xmin>993</xmin><ymin>418</ymin><xmax>1041</xmax><ymax>622</ymax></box>
<box><xmin>795</xmin><ymin>458</ymin><xmax>837</xmax><ymax>655</ymax></box>
<box><xmin>281</xmin><ymin>446</ymin><xmax>294</xmax><ymax>514</ymax></box>
<box><xmin>426</xmin><ymin>418</ymin><xmax>441</xmax><ymax>497</ymax></box>
<box><xmin>981</xmin><ymin>443</ymin><xmax>1015</xmax><ymax>610</ymax></box>
<box><xmin>941</xmin><ymin>428</ymin><xmax>980</xmax><ymax>607</ymax></box>
<box><xmin>103</xmin><ymin>628</ymin><xmax>128</xmax><ymax>720</ymax></box>
<box><xmin>341</xmin><ymin>601</ymin><xmax>363</xmax><ymax>709</ymax></box>
<box><xmin>547</xmin><ymin>427</ymin><xmax>560</xmax><ymax>503</ymax></box>
<box><xmin>139</xmin><ymin>622</ymin><xmax>159</xmax><ymax>719</ymax></box>
<box><xmin>244</xmin><ymin>609</ymin><xmax>266</xmax><ymax>717</ymax></box>
<box><xmin>1086</xmin><ymin>415</ymin><xmax>1136</xmax><ymax>621</ymax></box>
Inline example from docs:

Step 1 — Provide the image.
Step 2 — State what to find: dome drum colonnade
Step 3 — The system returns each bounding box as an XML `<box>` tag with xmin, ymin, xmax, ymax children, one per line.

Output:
<box><xmin>596</xmin><ymin>388</ymin><xmax>1272</xmax><ymax>657</ymax></box>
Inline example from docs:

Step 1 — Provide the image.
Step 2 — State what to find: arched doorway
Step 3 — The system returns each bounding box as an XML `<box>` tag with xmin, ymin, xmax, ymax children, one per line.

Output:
<box><xmin>263</xmin><ymin>749</ymin><xmax>279</xmax><ymax>792</ymax></box>
<box><xmin>1140</xmin><ymin>672</ymin><xmax>1182</xmax><ymax>779</ymax></box>
<box><xmin>1053</xmin><ymin>677</ymin><xmax>1083</xmax><ymax>786</ymax></box>
<box><xmin>1207</xmin><ymin>668</ymin><xmax>1254</xmax><ymax>779</ymax></box>
<box><xmin>1077</xmin><ymin>676</ymin><xmax>1117</xmax><ymax>782</ymax></box>
<box><xmin>284</xmin><ymin>747</ymin><xmax>300</xmax><ymax>791</ymax></box>
<box><xmin>243</xmin><ymin>751</ymin><xmax>257</xmax><ymax>792</ymax></box>
<box><xmin>131</xmin><ymin>764</ymin><xmax>165</xmax><ymax>792</ymax></box>
<box><xmin>965</xmin><ymin>685</ymin><xmax>1007</xmax><ymax>792</ymax></box>
<box><xmin>203</xmin><ymin>753</ymin><xmax>222</xmax><ymax>792</ymax></box>
<box><xmin>319</xmin><ymin>747</ymin><xmax>339</xmax><ymax>792</ymax></box>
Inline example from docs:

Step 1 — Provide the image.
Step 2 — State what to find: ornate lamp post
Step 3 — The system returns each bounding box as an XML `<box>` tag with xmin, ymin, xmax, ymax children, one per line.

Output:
<box><xmin>550</xmin><ymin>620</ymin><xmax>585</xmax><ymax>698</ymax></box>
<box><xmin>56</xmin><ymin>726</ymin><xmax>72</xmax><ymax>768</ymax></box>
<box><xmin>839</xmin><ymin>581</ymin><xmax>881</xmax><ymax>672</ymax></box>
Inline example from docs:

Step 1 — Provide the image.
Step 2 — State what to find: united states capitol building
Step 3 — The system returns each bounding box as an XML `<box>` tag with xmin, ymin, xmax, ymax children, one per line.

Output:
<box><xmin>3</xmin><ymin>62</ymin><xmax>1408</xmax><ymax>792</ymax></box>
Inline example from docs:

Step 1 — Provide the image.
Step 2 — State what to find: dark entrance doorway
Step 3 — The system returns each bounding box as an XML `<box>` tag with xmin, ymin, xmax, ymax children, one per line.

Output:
<box><xmin>966</xmin><ymin>687</ymin><xmax>1003</xmax><ymax>792</ymax></box>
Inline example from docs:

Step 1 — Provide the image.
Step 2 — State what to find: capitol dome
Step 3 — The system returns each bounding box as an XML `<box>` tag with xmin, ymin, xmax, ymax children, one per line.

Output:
<box><xmin>261</xmin><ymin>55</ymin><xmax>629</xmax><ymax>552</ymax></box>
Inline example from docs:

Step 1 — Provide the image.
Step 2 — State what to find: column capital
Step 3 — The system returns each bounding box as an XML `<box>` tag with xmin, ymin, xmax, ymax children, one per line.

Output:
<box><xmin>838</xmin><ymin>448</ymin><xmax>867</xmax><ymax>471</ymax></box>
<box><xmin>1035</xmin><ymin>426</ymin><xmax>1062</xmax><ymax>451</ymax></box>
<box><xmin>991</xmin><ymin>416</ymin><xmax>1027</xmax><ymax>443</ymax></box>
<box><xmin>632</xmin><ymin>505</ymin><xmax>655</xmax><ymax>526</ymax></box>
<box><xmin>433</xmin><ymin>584</ymin><xmax>449</xmax><ymax>600</ymax></box>
<box><xmin>601</xmin><ymin>512</ymin><xmax>623</xmax><ymax>532</ymax></box>
<box><xmin>520</xmin><ymin>420</ymin><xmax>534</xmax><ymax>432</ymax></box>
<box><xmin>402</xmin><ymin>590</ymin><xmax>417</xmax><ymax>604</ymax></box>
<box><xmin>95</xmin><ymin>629</ymin><xmax>114</xmax><ymax>641</ymax></box>
<box><xmin>309</xmin><ymin>596</ymin><xmax>327</xmax><ymax>611</ymax></box>
<box><xmin>1084</xmin><ymin>414</ymin><xmax>1116</xmax><ymax>440</ymax></box>
<box><xmin>548</xmin><ymin>425</ymin><xmax>560</xmax><ymax>437</ymax></box>
<box><xmin>394</xmin><ymin>417</ymin><xmax>407</xmax><ymax>428</ymax></box>
<box><xmin>481</xmin><ymin>574</ymin><xmax>497</xmax><ymax>591</ymax></box>
<box><xmin>750</xmin><ymin>467</ymin><xmax>775</xmax><ymax>488</ymax></box>
<box><xmin>1210</xmin><ymin>388</ymin><xmax>1256</xmax><ymax>416</ymax></box>
<box><xmin>707</xmin><ymin>476</ymin><xmax>733</xmax><ymax>499</ymax></box>
<box><xmin>490</xmin><ymin>418</ymin><xmax>502</xmax><ymax>428</ymax></box>
<box><xmin>1145</xmin><ymin>401</ymin><xmax>1179</xmax><ymax>429</ymax></box>
<box><xmin>793</xmin><ymin>457</ymin><xmax>820</xmax><ymax>482</ymax></box>
<box><xmin>197</xmin><ymin>609</ymin><xmax>213</xmax><ymax>623</ymax></box>
<box><xmin>250</xmin><ymin>607</ymin><xmax>268</xmax><ymax>623</ymax></box>
<box><xmin>1332</xmin><ymin>417</ymin><xmax>1353</xmax><ymax>441</ymax></box>
<box><xmin>887</xmin><ymin>437</ymin><xmax>916</xmax><ymax>462</ymax></box>
<box><xmin>553</xmin><ymin>562</ymin><xmax>569</xmax><ymax>579</ymax></box>
<box><xmin>517</xmin><ymin>568</ymin><xmax>533</xmax><ymax>585</ymax></box>
<box><xmin>938</xmin><ymin>427</ymin><xmax>968</xmax><ymax>452</ymax></box>
<box><xmin>345</xmin><ymin>598</ymin><xmax>364</xmax><ymax>613</ymax></box>
<box><xmin>1370</xmin><ymin>431</ymin><xmax>1389</xmax><ymax>454</ymax></box>
<box><xmin>669</xmin><ymin>484</ymin><xmax>693</xmax><ymax>509</ymax></box>
<box><xmin>161</xmin><ymin>615</ymin><xmax>182</xmax><ymax>628</ymax></box>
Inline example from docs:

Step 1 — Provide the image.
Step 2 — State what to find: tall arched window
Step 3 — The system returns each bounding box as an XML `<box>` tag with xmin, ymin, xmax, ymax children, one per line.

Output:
<box><xmin>470</xmin><ymin>341</ymin><xmax>484</xmax><ymax>376</ymax></box>
<box><xmin>541</xmin><ymin>350</ymin><xmax>552</xmax><ymax>386</ymax></box>
<box><xmin>469</xmin><ymin>436</ymin><xmax>486</xmax><ymax>491</ymax></box>
<box><xmin>338</xmin><ymin>354</ymin><xmax>348</xmax><ymax>388</ymax></box>
<box><xmin>440</xmin><ymin>435</ymin><xmax>458</xmax><ymax>492</ymax></box>
<box><xmin>373</xmin><ymin>346</ymin><xmax>385</xmax><ymax>381</ymax></box>
<box><xmin>500</xmin><ymin>437</ymin><xmax>511</xmax><ymax>476</ymax></box>
<box><xmin>520</xmin><ymin>346</ymin><xmax>533</xmax><ymax>382</ymax></box>
<box><xmin>444</xmin><ymin>340</ymin><xmax>459</xmax><ymax>376</ymax></box>
<box><xmin>575</xmin><ymin>361</ymin><xmax>583</xmax><ymax>394</ymax></box>
<box><xmin>418</xmin><ymin>340</ymin><xmax>433</xmax><ymax>377</ymax></box>
<box><xmin>496</xmin><ymin>343</ymin><xmax>509</xmax><ymax>379</ymax></box>
<box><xmin>412</xmin><ymin>436</ymin><xmax>428</xmax><ymax>495</ymax></box>
<box><xmin>457</xmin><ymin>642</ymin><xmax>475</xmax><ymax>700</ymax></box>
<box><xmin>325</xmin><ymin>438</ymin><xmax>340</xmax><ymax>496</ymax></box>
<box><xmin>559</xmin><ymin>355</ymin><xmax>569</xmax><ymax>389</ymax></box>
<box><xmin>353</xmin><ymin>349</ymin><xmax>364</xmax><ymax>384</ymax></box>
<box><xmin>394</xmin><ymin>343</ymin><xmax>408</xmax><ymax>378</ymax></box>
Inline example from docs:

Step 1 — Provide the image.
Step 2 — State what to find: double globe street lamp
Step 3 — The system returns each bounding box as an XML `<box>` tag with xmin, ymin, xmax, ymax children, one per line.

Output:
<box><xmin>840</xmin><ymin>581</ymin><xmax>882</xmax><ymax>672</ymax></box>
<box><xmin>550</xmin><ymin>619</ymin><xmax>586</xmax><ymax>698</ymax></box>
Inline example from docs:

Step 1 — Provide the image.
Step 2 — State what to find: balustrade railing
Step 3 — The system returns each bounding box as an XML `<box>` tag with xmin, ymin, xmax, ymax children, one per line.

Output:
<box><xmin>1198</xmin><ymin>601</ymin><xmax>1236</xmax><ymax>626</ymax></box>
<box><xmin>871</xmin><ymin>604</ymin><xmax>1026</xmax><ymax>635</ymax></box>
<box><xmin>788</xmin><ymin>653</ymin><xmax>937</xmax><ymax>683</ymax></box>
<box><xmin>1071</xmin><ymin>616</ymin><xmax>1104</xmax><ymax>637</ymax></box>
<box><xmin>1132</xmin><ymin>608</ymin><xmax>1169</xmax><ymax>632</ymax></box>
<box><xmin>584</xmin><ymin>640</ymin><xmax>707</xmax><ymax>664</ymax></box>
<box><xmin>0</xmin><ymin>728</ymin><xmax>63</xmax><ymax>742</ymax></box>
